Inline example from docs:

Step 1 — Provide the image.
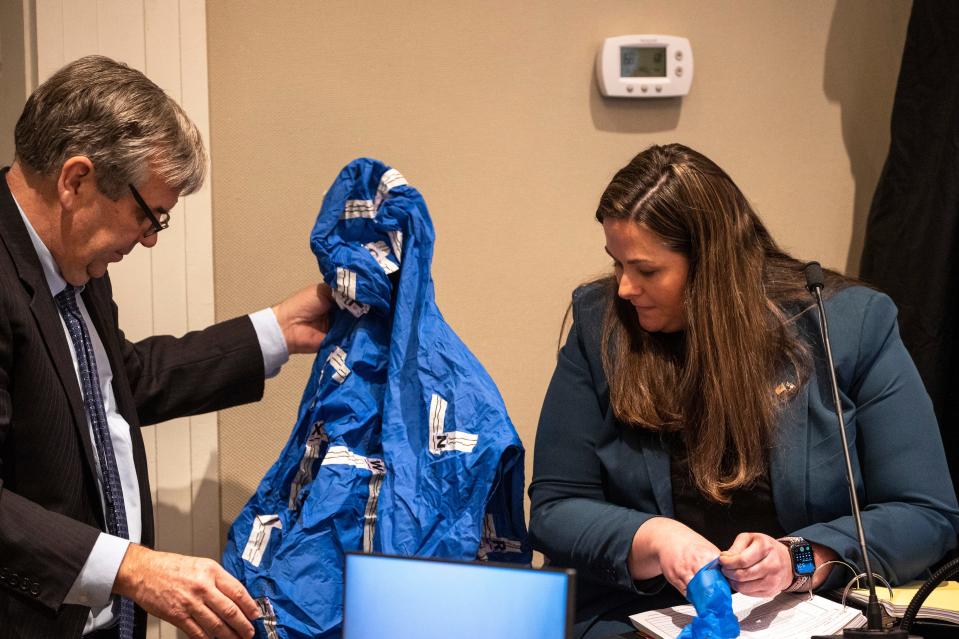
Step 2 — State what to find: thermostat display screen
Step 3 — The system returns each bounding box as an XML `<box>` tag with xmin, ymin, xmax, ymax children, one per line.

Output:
<box><xmin>620</xmin><ymin>47</ymin><xmax>666</xmax><ymax>77</ymax></box>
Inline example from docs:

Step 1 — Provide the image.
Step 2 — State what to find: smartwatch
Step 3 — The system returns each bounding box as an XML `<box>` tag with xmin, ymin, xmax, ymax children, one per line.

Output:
<box><xmin>778</xmin><ymin>536</ymin><xmax>816</xmax><ymax>592</ymax></box>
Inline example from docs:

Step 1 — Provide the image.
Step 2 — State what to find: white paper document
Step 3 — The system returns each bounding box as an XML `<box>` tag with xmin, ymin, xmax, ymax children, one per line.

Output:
<box><xmin>629</xmin><ymin>591</ymin><xmax>866</xmax><ymax>639</ymax></box>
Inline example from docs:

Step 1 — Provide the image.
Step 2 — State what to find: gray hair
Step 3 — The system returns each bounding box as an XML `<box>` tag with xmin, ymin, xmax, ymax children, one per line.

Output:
<box><xmin>14</xmin><ymin>55</ymin><xmax>206</xmax><ymax>199</ymax></box>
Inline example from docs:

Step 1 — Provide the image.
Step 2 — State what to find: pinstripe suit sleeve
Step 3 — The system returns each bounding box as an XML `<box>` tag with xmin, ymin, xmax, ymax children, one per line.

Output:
<box><xmin>93</xmin><ymin>277</ymin><xmax>267</xmax><ymax>427</ymax></box>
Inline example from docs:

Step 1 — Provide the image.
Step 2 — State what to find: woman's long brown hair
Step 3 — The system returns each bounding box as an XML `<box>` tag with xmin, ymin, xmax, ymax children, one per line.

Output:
<box><xmin>596</xmin><ymin>144</ymin><xmax>845</xmax><ymax>503</ymax></box>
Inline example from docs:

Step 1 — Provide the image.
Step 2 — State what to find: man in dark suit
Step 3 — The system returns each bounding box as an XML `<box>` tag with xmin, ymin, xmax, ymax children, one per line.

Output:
<box><xmin>0</xmin><ymin>56</ymin><xmax>331</xmax><ymax>638</ymax></box>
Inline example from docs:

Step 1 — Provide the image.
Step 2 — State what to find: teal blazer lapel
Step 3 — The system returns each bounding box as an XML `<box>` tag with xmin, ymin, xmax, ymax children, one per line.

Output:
<box><xmin>771</xmin><ymin>382</ymin><xmax>810</xmax><ymax>533</ymax></box>
<box><xmin>641</xmin><ymin>432</ymin><xmax>673</xmax><ymax>517</ymax></box>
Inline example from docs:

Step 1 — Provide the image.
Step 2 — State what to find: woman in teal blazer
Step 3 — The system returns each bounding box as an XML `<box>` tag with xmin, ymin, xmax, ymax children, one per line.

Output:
<box><xmin>528</xmin><ymin>144</ymin><xmax>959</xmax><ymax>639</ymax></box>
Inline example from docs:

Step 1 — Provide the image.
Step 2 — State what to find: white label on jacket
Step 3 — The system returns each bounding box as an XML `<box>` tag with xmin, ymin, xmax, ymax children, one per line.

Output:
<box><xmin>374</xmin><ymin>169</ymin><xmax>407</xmax><ymax>209</ymax></box>
<box><xmin>428</xmin><ymin>394</ymin><xmax>479</xmax><ymax>454</ymax></box>
<box><xmin>242</xmin><ymin>515</ymin><xmax>282</xmax><ymax>568</ymax></box>
<box><xmin>476</xmin><ymin>513</ymin><xmax>525</xmax><ymax>561</ymax></box>
<box><xmin>332</xmin><ymin>290</ymin><xmax>370</xmax><ymax>318</ymax></box>
<box><xmin>380</xmin><ymin>168</ymin><xmax>407</xmax><ymax>192</ymax></box>
<box><xmin>327</xmin><ymin>346</ymin><xmax>351</xmax><ymax>384</ymax></box>
<box><xmin>333</xmin><ymin>268</ymin><xmax>369</xmax><ymax>317</ymax></box>
<box><xmin>321</xmin><ymin>446</ymin><xmax>387</xmax><ymax>552</ymax></box>
<box><xmin>288</xmin><ymin>421</ymin><xmax>329</xmax><ymax>509</ymax></box>
<box><xmin>255</xmin><ymin>597</ymin><xmax>280</xmax><ymax>639</ymax></box>
<box><xmin>335</xmin><ymin>267</ymin><xmax>358</xmax><ymax>299</ymax></box>
<box><xmin>364</xmin><ymin>241</ymin><xmax>399</xmax><ymax>274</ymax></box>
<box><xmin>388</xmin><ymin>230</ymin><xmax>403</xmax><ymax>262</ymax></box>
<box><xmin>364</xmin><ymin>472</ymin><xmax>385</xmax><ymax>552</ymax></box>
<box><xmin>343</xmin><ymin>199</ymin><xmax>377</xmax><ymax>219</ymax></box>
<box><xmin>321</xmin><ymin>445</ymin><xmax>386</xmax><ymax>473</ymax></box>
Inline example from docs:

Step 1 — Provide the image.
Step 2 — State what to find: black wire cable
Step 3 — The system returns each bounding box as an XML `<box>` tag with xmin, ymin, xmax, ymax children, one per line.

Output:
<box><xmin>899</xmin><ymin>556</ymin><xmax>959</xmax><ymax>632</ymax></box>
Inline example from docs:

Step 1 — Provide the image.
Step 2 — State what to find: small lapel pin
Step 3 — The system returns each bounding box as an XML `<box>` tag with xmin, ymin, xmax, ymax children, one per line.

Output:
<box><xmin>775</xmin><ymin>381</ymin><xmax>797</xmax><ymax>396</ymax></box>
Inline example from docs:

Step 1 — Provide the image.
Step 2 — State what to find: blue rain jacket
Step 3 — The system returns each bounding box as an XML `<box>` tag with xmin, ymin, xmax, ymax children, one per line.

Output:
<box><xmin>678</xmin><ymin>559</ymin><xmax>740</xmax><ymax>639</ymax></box>
<box><xmin>223</xmin><ymin>159</ymin><xmax>530</xmax><ymax>638</ymax></box>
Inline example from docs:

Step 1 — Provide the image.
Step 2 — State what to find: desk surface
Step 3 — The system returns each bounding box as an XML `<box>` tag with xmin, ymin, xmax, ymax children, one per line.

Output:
<box><xmin>602</xmin><ymin>622</ymin><xmax>957</xmax><ymax>639</ymax></box>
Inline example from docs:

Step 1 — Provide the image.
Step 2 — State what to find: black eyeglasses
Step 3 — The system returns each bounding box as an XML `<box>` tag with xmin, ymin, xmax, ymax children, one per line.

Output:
<box><xmin>128</xmin><ymin>183</ymin><xmax>170</xmax><ymax>237</ymax></box>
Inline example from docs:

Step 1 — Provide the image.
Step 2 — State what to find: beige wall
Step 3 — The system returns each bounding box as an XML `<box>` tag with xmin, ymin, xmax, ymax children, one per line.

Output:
<box><xmin>207</xmin><ymin>0</ymin><xmax>911</xmax><ymax>538</ymax></box>
<box><xmin>0</xmin><ymin>0</ymin><xmax>28</xmax><ymax>165</ymax></box>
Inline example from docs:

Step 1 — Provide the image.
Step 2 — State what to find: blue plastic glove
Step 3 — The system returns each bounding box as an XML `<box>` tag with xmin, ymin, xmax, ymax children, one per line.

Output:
<box><xmin>677</xmin><ymin>558</ymin><xmax>740</xmax><ymax>639</ymax></box>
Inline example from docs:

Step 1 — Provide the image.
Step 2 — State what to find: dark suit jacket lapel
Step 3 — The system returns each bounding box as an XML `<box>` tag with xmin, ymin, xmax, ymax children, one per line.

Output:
<box><xmin>0</xmin><ymin>169</ymin><xmax>101</xmax><ymax>488</ymax></box>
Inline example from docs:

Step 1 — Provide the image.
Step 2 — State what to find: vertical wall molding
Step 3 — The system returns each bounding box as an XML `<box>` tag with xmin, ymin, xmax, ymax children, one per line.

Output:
<box><xmin>32</xmin><ymin>2</ymin><xmax>216</xmax><ymax>637</ymax></box>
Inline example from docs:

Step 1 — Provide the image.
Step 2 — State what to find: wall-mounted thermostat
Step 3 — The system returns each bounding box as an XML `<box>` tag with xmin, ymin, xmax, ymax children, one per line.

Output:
<box><xmin>596</xmin><ymin>35</ymin><xmax>693</xmax><ymax>98</ymax></box>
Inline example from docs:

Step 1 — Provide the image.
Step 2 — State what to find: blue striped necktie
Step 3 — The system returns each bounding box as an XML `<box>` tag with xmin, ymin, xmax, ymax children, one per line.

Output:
<box><xmin>54</xmin><ymin>286</ymin><xmax>135</xmax><ymax>639</ymax></box>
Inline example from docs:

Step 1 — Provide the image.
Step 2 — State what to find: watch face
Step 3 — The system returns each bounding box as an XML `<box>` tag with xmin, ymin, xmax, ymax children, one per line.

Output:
<box><xmin>792</xmin><ymin>542</ymin><xmax>815</xmax><ymax>576</ymax></box>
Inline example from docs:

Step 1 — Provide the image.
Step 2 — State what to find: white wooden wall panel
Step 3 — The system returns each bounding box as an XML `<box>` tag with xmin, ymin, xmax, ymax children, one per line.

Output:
<box><xmin>177</xmin><ymin>0</ymin><xmax>221</xmax><ymax>563</ymax></box>
<box><xmin>32</xmin><ymin>2</ymin><xmax>216</xmax><ymax>637</ymax></box>
<box><xmin>32</xmin><ymin>0</ymin><xmax>62</xmax><ymax>75</ymax></box>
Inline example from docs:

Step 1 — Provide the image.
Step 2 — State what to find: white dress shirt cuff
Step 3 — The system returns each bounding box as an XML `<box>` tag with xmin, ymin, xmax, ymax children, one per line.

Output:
<box><xmin>250</xmin><ymin>307</ymin><xmax>289</xmax><ymax>379</ymax></box>
<box><xmin>64</xmin><ymin>533</ymin><xmax>130</xmax><ymax>608</ymax></box>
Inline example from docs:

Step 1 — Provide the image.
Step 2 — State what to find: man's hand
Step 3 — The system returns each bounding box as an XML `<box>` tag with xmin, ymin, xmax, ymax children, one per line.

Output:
<box><xmin>273</xmin><ymin>283</ymin><xmax>333</xmax><ymax>354</ymax></box>
<box><xmin>113</xmin><ymin>544</ymin><xmax>260</xmax><ymax>639</ymax></box>
<box><xmin>719</xmin><ymin>532</ymin><xmax>792</xmax><ymax>597</ymax></box>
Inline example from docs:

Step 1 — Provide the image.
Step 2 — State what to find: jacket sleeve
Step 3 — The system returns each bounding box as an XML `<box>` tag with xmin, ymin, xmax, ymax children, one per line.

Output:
<box><xmin>108</xmin><ymin>294</ymin><xmax>267</xmax><ymax>426</ymax></box>
<box><xmin>528</xmin><ymin>293</ymin><xmax>663</xmax><ymax>592</ymax></box>
<box><xmin>794</xmin><ymin>291</ymin><xmax>959</xmax><ymax>586</ymax></box>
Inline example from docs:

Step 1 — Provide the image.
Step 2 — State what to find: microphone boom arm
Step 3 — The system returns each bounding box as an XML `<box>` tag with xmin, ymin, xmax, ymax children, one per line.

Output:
<box><xmin>805</xmin><ymin>262</ymin><xmax>912</xmax><ymax>637</ymax></box>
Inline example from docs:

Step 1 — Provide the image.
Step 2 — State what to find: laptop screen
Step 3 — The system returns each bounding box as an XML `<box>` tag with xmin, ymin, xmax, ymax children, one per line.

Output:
<box><xmin>343</xmin><ymin>553</ymin><xmax>575</xmax><ymax>639</ymax></box>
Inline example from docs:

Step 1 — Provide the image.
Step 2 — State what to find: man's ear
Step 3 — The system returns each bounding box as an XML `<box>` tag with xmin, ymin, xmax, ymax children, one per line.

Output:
<box><xmin>57</xmin><ymin>156</ymin><xmax>96</xmax><ymax>211</ymax></box>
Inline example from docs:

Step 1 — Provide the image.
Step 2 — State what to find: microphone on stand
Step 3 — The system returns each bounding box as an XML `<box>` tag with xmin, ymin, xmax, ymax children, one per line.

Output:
<box><xmin>804</xmin><ymin>262</ymin><xmax>917</xmax><ymax>639</ymax></box>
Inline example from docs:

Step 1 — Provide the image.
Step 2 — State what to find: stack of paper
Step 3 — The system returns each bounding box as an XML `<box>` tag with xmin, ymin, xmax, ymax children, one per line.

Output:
<box><xmin>845</xmin><ymin>581</ymin><xmax>959</xmax><ymax>625</ymax></box>
<box><xmin>629</xmin><ymin>591</ymin><xmax>866</xmax><ymax>639</ymax></box>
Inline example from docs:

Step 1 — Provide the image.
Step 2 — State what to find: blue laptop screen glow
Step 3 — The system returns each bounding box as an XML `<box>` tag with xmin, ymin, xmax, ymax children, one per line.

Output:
<box><xmin>344</xmin><ymin>554</ymin><xmax>571</xmax><ymax>639</ymax></box>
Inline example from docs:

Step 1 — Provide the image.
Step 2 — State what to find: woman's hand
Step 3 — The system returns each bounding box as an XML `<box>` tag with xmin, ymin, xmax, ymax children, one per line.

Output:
<box><xmin>718</xmin><ymin>532</ymin><xmax>792</xmax><ymax>597</ymax></box>
<box><xmin>629</xmin><ymin>518</ymin><xmax>721</xmax><ymax>596</ymax></box>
